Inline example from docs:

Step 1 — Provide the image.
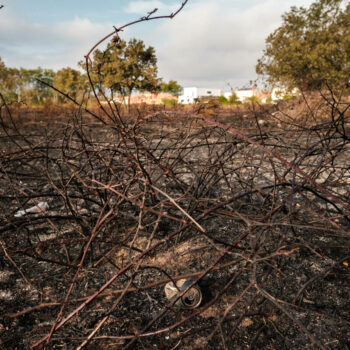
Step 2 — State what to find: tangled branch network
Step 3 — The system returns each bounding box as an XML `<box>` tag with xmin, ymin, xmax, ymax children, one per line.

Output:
<box><xmin>1</xmin><ymin>1</ymin><xmax>350</xmax><ymax>349</ymax></box>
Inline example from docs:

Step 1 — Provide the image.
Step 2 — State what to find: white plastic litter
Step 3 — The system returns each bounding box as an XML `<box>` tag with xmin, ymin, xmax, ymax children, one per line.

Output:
<box><xmin>14</xmin><ymin>201</ymin><xmax>49</xmax><ymax>217</ymax></box>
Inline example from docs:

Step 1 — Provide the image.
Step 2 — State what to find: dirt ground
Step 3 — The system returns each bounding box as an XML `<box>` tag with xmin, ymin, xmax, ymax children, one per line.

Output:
<box><xmin>0</xmin><ymin>101</ymin><xmax>350</xmax><ymax>349</ymax></box>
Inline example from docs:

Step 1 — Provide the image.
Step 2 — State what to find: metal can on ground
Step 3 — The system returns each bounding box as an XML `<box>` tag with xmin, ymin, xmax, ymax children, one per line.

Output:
<box><xmin>164</xmin><ymin>277</ymin><xmax>202</xmax><ymax>309</ymax></box>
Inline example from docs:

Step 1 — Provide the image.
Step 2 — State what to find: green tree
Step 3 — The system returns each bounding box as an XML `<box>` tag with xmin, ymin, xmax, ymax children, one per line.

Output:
<box><xmin>0</xmin><ymin>57</ymin><xmax>5</xmax><ymax>73</ymax></box>
<box><xmin>228</xmin><ymin>93</ymin><xmax>242</xmax><ymax>105</ymax></box>
<box><xmin>217</xmin><ymin>96</ymin><xmax>229</xmax><ymax>105</ymax></box>
<box><xmin>90</xmin><ymin>38</ymin><xmax>159</xmax><ymax>105</ymax></box>
<box><xmin>18</xmin><ymin>68</ymin><xmax>55</xmax><ymax>105</ymax></box>
<box><xmin>256</xmin><ymin>0</ymin><xmax>350</xmax><ymax>90</ymax></box>
<box><xmin>54</xmin><ymin>67</ymin><xmax>88</xmax><ymax>103</ymax></box>
<box><xmin>160</xmin><ymin>80</ymin><xmax>182</xmax><ymax>95</ymax></box>
<box><xmin>247</xmin><ymin>96</ymin><xmax>261</xmax><ymax>104</ymax></box>
<box><xmin>0</xmin><ymin>58</ymin><xmax>19</xmax><ymax>101</ymax></box>
<box><xmin>0</xmin><ymin>60</ymin><xmax>56</xmax><ymax>104</ymax></box>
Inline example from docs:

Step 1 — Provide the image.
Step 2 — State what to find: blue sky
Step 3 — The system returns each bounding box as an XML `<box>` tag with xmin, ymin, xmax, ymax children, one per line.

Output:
<box><xmin>0</xmin><ymin>0</ymin><xmax>315</xmax><ymax>89</ymax></box>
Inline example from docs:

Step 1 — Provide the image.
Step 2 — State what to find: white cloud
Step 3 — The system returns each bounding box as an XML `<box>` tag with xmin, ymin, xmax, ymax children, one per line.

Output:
<box><xmin>0</xmin><ymin>12</ymin><xmax>114</xmax><ymax>69</ymax></box>
<box><xmin>124</xmin><ymin>1</ymin><xmax>178</xmax><ymax>14</ymax></box>
<box><xmin>0</xmin><ymin>0</ymin><xmax>315</xmax><ymax>87</ymax></box>
<box><xmin>136</xmin><ymin>0</ymin><xmax>315</xmax><ymax>89</ymax></box>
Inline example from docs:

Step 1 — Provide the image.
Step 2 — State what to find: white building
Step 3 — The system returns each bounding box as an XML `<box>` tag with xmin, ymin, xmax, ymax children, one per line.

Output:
<box><xmin>178</xmin><ymin>86</ymin><xmax>269</xmax><ymax>104</ymax></box>
<box><xmin>271</xmin><ymin>87</ymin><xmax>299</xmax><ymax>101</ymax></box>
<box><xmin>223</xmin><ymin>91</ymin><xmax>233</xmax><ymax>99</ymax></box>
<box><xmin>235</xmin><ymin>87</ymin><xmax>260</xmax><ymax>102</ymax></box>
<box><xmin>178</xmin><ymin>87</ymin><xmax>224</xmax><ymax>104</ymax></box>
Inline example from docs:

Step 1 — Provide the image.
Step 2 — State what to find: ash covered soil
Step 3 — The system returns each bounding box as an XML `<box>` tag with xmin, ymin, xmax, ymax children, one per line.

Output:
<box><xmin>0</xmin><ymin>104</ymin><xmax>350</xmax><ymax>349</ymax></box>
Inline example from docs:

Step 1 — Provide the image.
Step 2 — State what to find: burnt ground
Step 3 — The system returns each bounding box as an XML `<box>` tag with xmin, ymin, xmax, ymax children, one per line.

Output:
<box><xmin>0</xmin><ymin>101</ymin><xmax>350</xmax><ymax>349</ymax></box>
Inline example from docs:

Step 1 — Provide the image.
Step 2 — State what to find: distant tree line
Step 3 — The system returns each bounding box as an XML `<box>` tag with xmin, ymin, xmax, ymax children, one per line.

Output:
<box><xmin>0</xmin><ymin>38</ymin><xmax>182</xmax><ymax>106</ymax></box>
<box><xmin>0</xmin><ymin>58</ymin><xmax>89</xmax><ymax>105</ymax></box>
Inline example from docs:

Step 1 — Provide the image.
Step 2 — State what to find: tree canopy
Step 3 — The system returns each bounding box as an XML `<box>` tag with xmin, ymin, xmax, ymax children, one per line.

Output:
<box><xmin>0</xmin><ymin>38</ymin><xmax>168</xmax><ymax>106</ymax></box>
<box><xmin>256</xmin><ymin>0</ymin><xmax>350</xmax><ymax>90</ymax></box>
<box><xmin>0</xmin><ymin>60</ymin><xmax>54</xmax><ymax>104</ymax></box>
<box><xmin>54</xmin><ymin>67</ymin><xmax>88</xmax><ymax>103</ymax></box>
<box><xmin>90</xmin><ymin>38</ymin><xmax>159</xmax><ymax>102</ymax></box>
<box><xmin>160</xmin><ymin>80</ymin><xmax>182</xmax><ymax>95</ymax></box>
<box><xmin>0</xmin><ymin>58</ymin><xmax>88</xmax><ymax>105</ymax></box>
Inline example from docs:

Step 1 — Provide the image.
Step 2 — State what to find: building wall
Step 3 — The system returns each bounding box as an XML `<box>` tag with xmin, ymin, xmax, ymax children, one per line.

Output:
<box><xmin>235</xmin><ymin>88</ymin><xmax>259</xmax><ymax>102</ymax></box>
<box><xmin>224</xmin><ymin>92</ymin><xmax>233</xmax><ymax>99</ymax></box>
<box><xmin>178</xmin><ymin>87</ymin><xmax>224</xmax><ymax>104</ymax></box>
<box><xmin>196</xmin><ymin>88</ymin><xmax>223</xmax><ymax>97</ymax></box>
<box><xmin>179</xmin><ymin>87</ymin><xmax>197</xmax><ymax>104</ymax></box>
<box><xmin>178</xmin><ymin>86</ymin><xmax>282</xmax><ymax>105</ymax></box>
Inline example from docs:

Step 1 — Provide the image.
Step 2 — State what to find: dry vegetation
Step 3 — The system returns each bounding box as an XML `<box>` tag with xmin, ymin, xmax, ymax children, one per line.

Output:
<box><xmin>1</xmin><ymin>2</ymin><xmax>350</xmax><ymax>349</ymax></box>
<box><xmin>0</xmin><ymin>92</ymin><xmax>350</xmax><ymax>349</ymax></box>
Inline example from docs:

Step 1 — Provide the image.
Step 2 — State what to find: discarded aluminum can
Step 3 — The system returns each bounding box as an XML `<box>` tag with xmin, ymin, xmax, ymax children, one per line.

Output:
<box><xmin>164</xmin><ymin>277</ymin><xmax>202</xmax><ymax>309</ymax></box>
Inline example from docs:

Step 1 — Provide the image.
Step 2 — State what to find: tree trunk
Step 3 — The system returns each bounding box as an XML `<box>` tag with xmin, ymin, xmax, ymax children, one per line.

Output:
<box><xmin>128</xmin><ymin>93</ymin><xmax>131</xmax><ymax>113</ymax></box>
